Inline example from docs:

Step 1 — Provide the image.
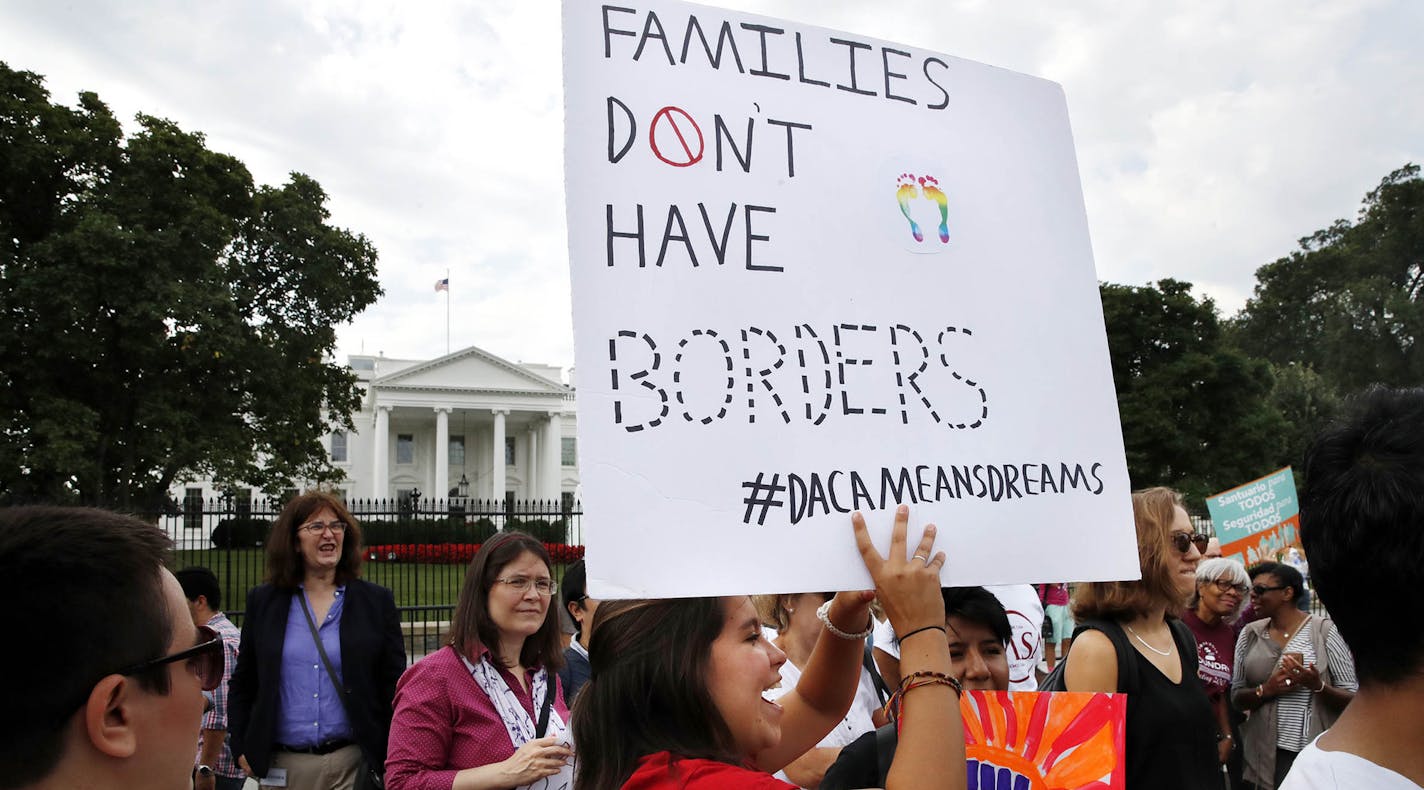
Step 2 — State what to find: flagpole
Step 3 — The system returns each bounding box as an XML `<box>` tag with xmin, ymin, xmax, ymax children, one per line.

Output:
<box><xmin>445</xmin><ymin>268</ymin><xmax>451</xmax><ymax>355</ymax></box>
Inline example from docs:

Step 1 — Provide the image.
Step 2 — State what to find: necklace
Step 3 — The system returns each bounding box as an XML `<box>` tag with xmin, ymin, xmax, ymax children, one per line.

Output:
<box><xmin>1271</xmin><ymin>613</ymin><xmax>1307</xmax><ymax>641</ymax></box>
<box><xmin>1125</xmin><ymin>624</ymin><xmax>1173</xmax><ymax>656</ymax></box>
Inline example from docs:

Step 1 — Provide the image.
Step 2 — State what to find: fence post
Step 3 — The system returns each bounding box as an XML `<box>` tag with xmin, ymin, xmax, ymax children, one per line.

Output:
<box><xmin>411</xmin><ymin>490</ymin><xmax>422</xmax><ymax>606</ymax></box>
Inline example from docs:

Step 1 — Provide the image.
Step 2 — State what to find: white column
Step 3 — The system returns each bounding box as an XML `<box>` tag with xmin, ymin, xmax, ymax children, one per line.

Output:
<box><xmin>526</xmin><ymin>425</ymin><xmax>539</xmax><ymax>497</ymax></box>
<box><xmin>434</xmin><ymin>407</ymin><xmax>450</xmax><ymax>501</ymax></box>
<box><xmin>372</xmin><ymin>405</ymin><xmax>391</xmax><ymax>500</ymax></box>
<box><xmin>491</xmin><ymin>409</ymin><xmax>508</xmax><ymax>502</ymax></box>
<box><xmin>543</xmin><ymin>412</ymin><xmax>562</xmax><ymax>501</ymax></box>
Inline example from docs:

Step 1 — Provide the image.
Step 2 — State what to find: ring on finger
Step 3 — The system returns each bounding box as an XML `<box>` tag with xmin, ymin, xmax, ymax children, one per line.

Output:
<box><xmin>912</xmin><ymin>553</ymin><xmax>930</xmax><ymax>565</ymax></box>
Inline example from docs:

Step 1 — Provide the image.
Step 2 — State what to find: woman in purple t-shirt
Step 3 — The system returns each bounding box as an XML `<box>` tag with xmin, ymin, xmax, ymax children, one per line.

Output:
<box><xmin>1183</xmin><ymin>558</ymin><xmax>1250</xmax><ymax>775</ymax></box>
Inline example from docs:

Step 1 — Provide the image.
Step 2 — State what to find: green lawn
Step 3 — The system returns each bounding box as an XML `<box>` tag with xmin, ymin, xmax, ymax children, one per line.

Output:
<box><xmin>170</xmin><ymin>549</ymin><xmax>571</xmax><ymax>615</ymax></box>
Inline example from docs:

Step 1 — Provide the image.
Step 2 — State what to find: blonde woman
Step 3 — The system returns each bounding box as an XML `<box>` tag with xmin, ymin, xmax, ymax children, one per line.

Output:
<box><xmin>1063</xmin><ymin>487</ymin><xmax>1217</xmax><ymax>789</ymax></box>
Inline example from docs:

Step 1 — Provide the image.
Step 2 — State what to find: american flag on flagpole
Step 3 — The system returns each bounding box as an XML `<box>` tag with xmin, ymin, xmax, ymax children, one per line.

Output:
<box><xmin>434</xmin><ymin>278</ymin><xmax>449</xmax><ymax>293</ymax></box>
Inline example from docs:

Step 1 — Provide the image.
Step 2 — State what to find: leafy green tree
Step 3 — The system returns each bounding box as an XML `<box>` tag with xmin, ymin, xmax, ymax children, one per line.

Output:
<box><xmin>0</xmin><ymin>63</ymin><xmax>381</xmax><ymax>509</ymax></box>
<box><xmin>1234</xmin><ymin>164</ymin><xmax>1423</xmax><ymax>393</ymax></box>
<box><xmin>1101</xmin><ymin>278</ymin><xmax>1288</xmax><ymax>506</ymax></box>
<box><xmin>1262</xmin><ymin>362</ymin><xmax>1341</xmax><ymax>490</ymax></box>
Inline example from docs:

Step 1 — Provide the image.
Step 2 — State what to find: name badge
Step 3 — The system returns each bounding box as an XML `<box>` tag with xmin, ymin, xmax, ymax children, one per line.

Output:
<box><xmin>259</xmin><ymin>767</ymin><xmax>288</xmax><ymax>787</ymax></box>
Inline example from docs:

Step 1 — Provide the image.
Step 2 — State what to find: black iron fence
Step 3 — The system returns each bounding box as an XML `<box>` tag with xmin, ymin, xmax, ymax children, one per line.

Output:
<box><xmin>158</xmin><ymin>496</ymin><xmax>582</xmax><ymax>663</ymax></box>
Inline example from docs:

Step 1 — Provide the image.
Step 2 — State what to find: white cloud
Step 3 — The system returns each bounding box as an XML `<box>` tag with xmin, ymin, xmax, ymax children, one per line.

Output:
<box><xmin>3</xmin><ymin>0</ymin><xmax>1419</xmax><ymax>366</ymax></box>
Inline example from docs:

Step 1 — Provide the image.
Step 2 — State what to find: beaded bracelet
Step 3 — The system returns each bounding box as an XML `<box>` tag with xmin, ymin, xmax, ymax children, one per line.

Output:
<box><xmin>899</xmin><ymin>670</ymin><xmax>964</xmax><ymax>697</ymax></box>
<box><xmin>815</xmin><ymin>600</ymin><xmax>874</xmax><ymax>640</ymax></box>
<box><xmin>882</xmin><ymin>670</ymin><xmax>963</xmax><ymax>723</ymax></box>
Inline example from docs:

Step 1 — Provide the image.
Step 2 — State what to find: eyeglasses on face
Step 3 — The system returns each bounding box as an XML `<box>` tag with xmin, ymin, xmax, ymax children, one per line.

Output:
<box><xmin>117</xmin><ymin>624</ymin><xmax>225</xmax><ymax>691</ymax></box>
<box><xmin>496</xmin><ymin>576</ymin><xmax>558</xmax><ymax>596</ymax></box>
<box><xmin>1169</xmin><ymin>531</ymin><xmax>1211</xmax><ymax>554</ymax></box>
<box><xmin>1208</xmin><ymin>579</ymin><xmax>1249</xmax><ymax>595</ymax></box>
<box><xmin>1251</xmin><ymin>584</ymin><xmax>1289</xmax><ymax>597</ymax></box>
<box><xmin>297</xmin><ymin>520</ymin><xmax>347</xmax><ymax>535</ymax></box>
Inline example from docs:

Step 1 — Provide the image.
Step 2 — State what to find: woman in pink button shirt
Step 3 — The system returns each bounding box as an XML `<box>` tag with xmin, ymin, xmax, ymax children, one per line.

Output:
<box><xmin>385</xmin><ymin>531</ymin><xmax>573</xmax><ymax>790</ymax></box>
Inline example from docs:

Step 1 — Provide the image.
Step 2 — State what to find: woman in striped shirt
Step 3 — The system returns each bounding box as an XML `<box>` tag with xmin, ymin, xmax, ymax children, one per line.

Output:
<box><xmin>1230</xmin><ymin>561</ymin><xmax>1357</xmax><ymax>789</ymax></box>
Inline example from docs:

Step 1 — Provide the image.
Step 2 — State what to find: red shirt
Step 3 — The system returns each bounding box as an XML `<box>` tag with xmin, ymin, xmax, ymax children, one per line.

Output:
<box><xmin>1182</xmin><ymin>608</ymin><xmax>1236</xmax><ymax>705</ymax></box>
<box><xmin>623</xmin><ymin>752</ymin><xmax>795</xmax><ymax>790</ymax></box>
<box><xmin>1043</xmin><ymin>583</ymin><xmax>1070</xmax><ymax>606</ymax></box>
<box><xmin>385</xmin><ymin>645</ymin><xmax>568</xmax><ymax>790</ymax></box>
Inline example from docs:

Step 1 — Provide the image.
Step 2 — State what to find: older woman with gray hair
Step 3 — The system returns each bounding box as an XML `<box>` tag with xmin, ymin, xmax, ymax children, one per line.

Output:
<box><xmin>1184</xmin><ymin>557</ymin><xmax>1251</xmax><ymax>773</ymax></box>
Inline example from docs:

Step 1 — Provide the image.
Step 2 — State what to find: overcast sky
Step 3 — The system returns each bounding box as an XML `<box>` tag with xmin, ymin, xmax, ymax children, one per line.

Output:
<box><xmin>4</xmin><ymin>0</ymin><xmax>1420</xmax><ymax>372</ymax></box>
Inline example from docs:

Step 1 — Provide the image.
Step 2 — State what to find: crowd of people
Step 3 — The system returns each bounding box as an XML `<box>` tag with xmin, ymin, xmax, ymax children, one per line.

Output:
<box><xmin>2</xmin><ymin>384</ymin><xmax>1421</xmax><ymax>790</ymax></box>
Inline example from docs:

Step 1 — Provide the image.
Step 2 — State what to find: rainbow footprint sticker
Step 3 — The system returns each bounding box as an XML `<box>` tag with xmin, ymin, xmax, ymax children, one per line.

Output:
<box><xmin>895</xmin><ymin>172</ymin><xmax>951</xmax><ymax>244</ymax></box>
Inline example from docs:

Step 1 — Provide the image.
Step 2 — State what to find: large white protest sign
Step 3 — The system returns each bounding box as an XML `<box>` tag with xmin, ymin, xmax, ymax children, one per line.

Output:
<box><xmin>563</xmin><ymin>0</ymin><xmax>1140</xmax><ymax>597</ymax></box>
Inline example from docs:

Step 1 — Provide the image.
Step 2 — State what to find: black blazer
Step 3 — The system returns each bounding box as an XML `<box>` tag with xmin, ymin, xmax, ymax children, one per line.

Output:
<box><xmin>229</xmin><ymin>579</ymin><xmax>407</xmax><ymax>778</ymax></box>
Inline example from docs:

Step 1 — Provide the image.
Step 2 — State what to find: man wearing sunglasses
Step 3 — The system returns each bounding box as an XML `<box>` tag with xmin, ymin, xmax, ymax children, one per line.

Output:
<box><xmin>0</xmin><ymin>506</ymin><xmax>223</xmax><ymax>790</ymax></box>
<box><xmin>1280</xmin><ymin>386</ymin><xmax>1424</xmax><ymax>789</ymax></box>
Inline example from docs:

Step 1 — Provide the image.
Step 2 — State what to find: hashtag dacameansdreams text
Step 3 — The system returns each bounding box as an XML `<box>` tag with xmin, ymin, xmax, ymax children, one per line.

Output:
<box><xmin>739</xmin><ymin>460</ymin><xmax>1106</xmax><ymax>525</ymax></box>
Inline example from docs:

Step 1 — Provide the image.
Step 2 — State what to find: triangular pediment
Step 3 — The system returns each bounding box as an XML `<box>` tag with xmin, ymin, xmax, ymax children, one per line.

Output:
<box><xmin>374</xmin><ymin>346</ymin><xmax>568</xmax><ymax>394</ymax></box>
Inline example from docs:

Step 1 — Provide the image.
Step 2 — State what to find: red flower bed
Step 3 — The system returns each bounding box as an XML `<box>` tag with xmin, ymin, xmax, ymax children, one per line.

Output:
<box><xmin>365</xmin><ymin>543</ymin><xmax>584</xmax><ymax>564</ymax></box>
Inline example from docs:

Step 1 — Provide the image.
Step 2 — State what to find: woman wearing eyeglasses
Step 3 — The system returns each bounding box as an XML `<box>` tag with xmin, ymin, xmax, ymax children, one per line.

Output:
<box><xmin>1184</xmin><ymin>557</ymin><xmax>1251</xmax><ymax>783</ymax></box>
<box><xmin>1229</xmin><ymin>561</ymin><xmax>1357</xmax><ymax>789</ymax></box>
<box><xmin>385</xmin><ymin>530</ymin><xmax>573</xmax><ymax>790</ymax></box>
<box><xmin>229</xmin><ymin>491</ymin><xmax>407</xmax><ymax>790</ymax></box>
<box><xmin>1062</xmin><ymin>487</ymin><xmax>1219</xmax><ymax>789</ymax></box>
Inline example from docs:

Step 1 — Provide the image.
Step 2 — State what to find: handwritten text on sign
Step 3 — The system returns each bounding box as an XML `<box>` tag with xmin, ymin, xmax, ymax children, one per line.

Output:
<box><xmin>564</xmin><ymin>0</ymin><xmax>1140</xmax><ymax>598</ymax></box>
<box><xmin>1206</xmin><ymin>467</ymin><xmax>1300</xmax><ymax>567</ymax></box>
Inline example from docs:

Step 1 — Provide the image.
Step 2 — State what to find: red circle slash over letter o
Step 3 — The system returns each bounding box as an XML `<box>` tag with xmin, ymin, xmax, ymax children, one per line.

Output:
<box><xmin>649</xmin><ymin>106</ymin><xmax>704</xmax><ymax>167</ymax></box>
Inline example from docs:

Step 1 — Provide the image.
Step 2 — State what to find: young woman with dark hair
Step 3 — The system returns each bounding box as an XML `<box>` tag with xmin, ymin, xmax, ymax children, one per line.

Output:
<box><xmin>819</xmin><ymin>585</ymin><xmax>1012</xmax><ymax>790</ymax></box>
<box><xmin>1061</xmin><ymin>486</ymin><xmax>1219</xmax><ymax>789</ymax></box>
<box><xmin>572</xmin><ymin>506</ymin><xmax>965</xmax><ymax>790</ymax></box>
<box><xmin>385</xmin><ymin>530</ymin><xmax>572</xmax><ymax>790</ymax></box>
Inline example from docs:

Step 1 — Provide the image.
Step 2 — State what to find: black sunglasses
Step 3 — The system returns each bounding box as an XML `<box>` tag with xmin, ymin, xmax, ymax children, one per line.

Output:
<box><xmin>1251</xmin><ymin>584</ymin><xmax>1289</xmax><ymax>597</ymax></box>
<box><xmin>1169</xmin><ymin>532</ymin><xmax>1211</xmax><ymax>554</ymax></box>
<box><xmin>117</xmin><ymin>624</ymin><xmax>225</xmax><ymax>691</ymax></box>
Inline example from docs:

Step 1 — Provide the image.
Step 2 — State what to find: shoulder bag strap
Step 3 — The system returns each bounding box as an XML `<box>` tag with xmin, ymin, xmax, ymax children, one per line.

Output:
<box><xmin>1095</xmin><ymin>620</ymin><xmax>1139</xmax><ymax>696</ymax></box>
<box><xmin>297</xmin><ymin>593</ymin><xmax>351</xmax><ymax>713</ymax></box>
<box><xmin>1053</xmin><ymin>620</ymin><xmax>1137</xmax><ymax>695</ymax></box>
<box><xmin>298</xmin><ymin>593</ymin><xmax>383</xmax><ymax>784</ymax></box>
<box><xmin>1310</xmin><ymin>615</ymin><xmax>1332</xmax><ymax>680</ymax></box>
<box><xmin>864</xmin><ymin>642</ymin><xmax>892</xmax><ymax>704</ymax></box>
<box><xmin>536</xmin><ymin>672</ymin><xmax>555</xmax><ymax>738</ymax></box>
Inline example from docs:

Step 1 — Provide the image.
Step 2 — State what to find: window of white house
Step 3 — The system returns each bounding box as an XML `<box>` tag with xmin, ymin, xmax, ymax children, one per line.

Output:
<box><xmin>505</xmin><ymin>436</ymin><xmax>516</xmax><ymax>465</ymax></box>
<box><xmin>561</xmin><ymin>436</ymin><xmax>576</xmax><ymax>466</ymax></box>
<box><xmin>183</xmin><ymin>487</ymin><xmax>203</xmax><ymax>530</ymax></box>
<box><xmin>234</xmin><ymin>489</ymin><xmax>253</xmax><ymax>518</ymax></box>
<box><xmin>397</xmin><ymin>434</ymin><xmax>414</xmax><ymax>465</ymax></box>
<box><xmin>449</xmin><ymin>435</ymin><xmax>465</xmax><ymax>467</ymax></box>
<box><xmin>331</xmin><ymin>430</ymin><xmax>348</xmax><ymax>463</ymax></box>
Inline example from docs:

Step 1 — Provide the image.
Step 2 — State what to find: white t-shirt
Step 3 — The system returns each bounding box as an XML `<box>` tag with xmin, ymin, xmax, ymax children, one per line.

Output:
<box><xmin>1279</xmin><ymin>736</ymin><xmax>1421</xmax><ymax>789</ymax></box>
<box><xmin>766</xmin><ymin>658</ymin><xmax>880</xmax><ymax>749</ymax></box>
<box><xmin>766</xmin><ymin>653</ymin><xmax>882</xmax><ymax>785</ymax></box>
<box><xmin>871</xmin><ymin>584</ymin><xmax>1044</xmax><ymax>692</ymax></box>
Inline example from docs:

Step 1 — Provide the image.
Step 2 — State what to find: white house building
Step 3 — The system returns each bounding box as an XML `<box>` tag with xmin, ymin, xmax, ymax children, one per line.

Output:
<box><xmin>172</xmin><ymin>345</ymin><xmax>580</xmax><ymax>510</ymax></box>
